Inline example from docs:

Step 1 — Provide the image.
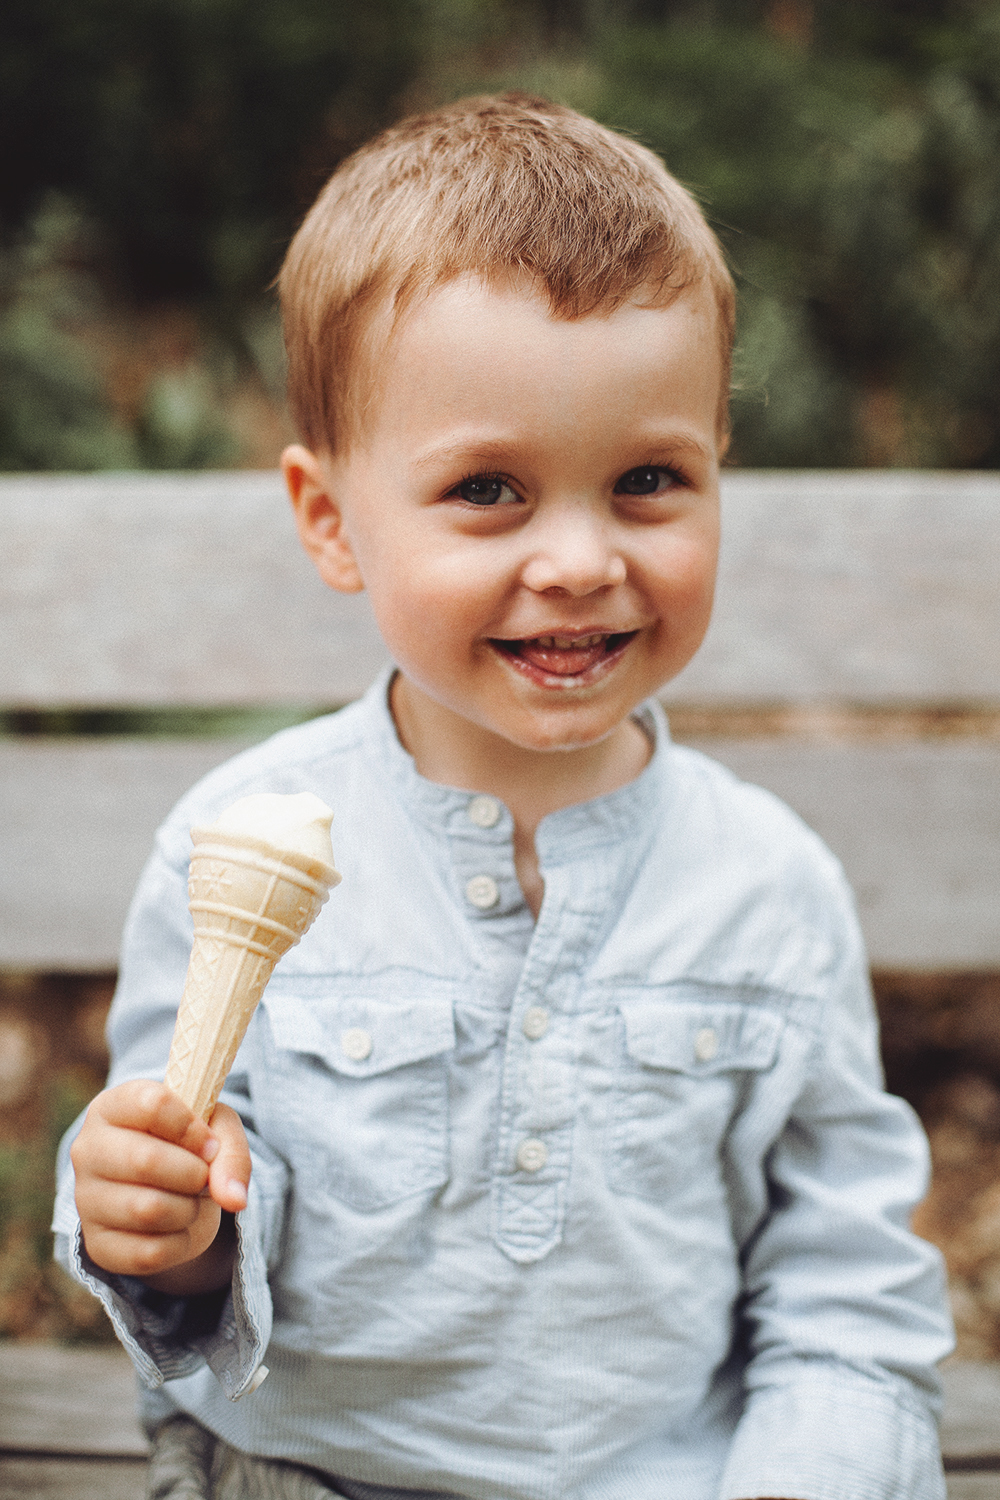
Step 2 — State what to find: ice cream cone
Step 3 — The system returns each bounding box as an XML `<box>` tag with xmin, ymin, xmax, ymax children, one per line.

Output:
<box><xmin>165</xmin><ymin>793</ymin><xmax>340</xmax><ymax>1121</ymax></box>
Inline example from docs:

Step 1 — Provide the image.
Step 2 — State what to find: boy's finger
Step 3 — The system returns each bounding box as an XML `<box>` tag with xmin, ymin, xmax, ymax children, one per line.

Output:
<box><xmin>205</xmin><ymin>1103</ymin><xmax>252</xmax><ymax>1213</ymax></box>
<box><xmin>82</xmin><ymin>1223</ymin><xmax>215</xmax><ymax>1281</ymax></box>
<box><xmin>75</xmin><ymin>1179</ymin><xmax>204</xmax><ymax>1238</ymax></box>
<box><xmin>94</xmin><ymin>1081</ymin><xmax>219</xmax><ymax>1161</ymax></box>
<box><xmin>75</xmin><ymin>1119</ymin><xmax>210</xmax><ymax>1197</ymax></box>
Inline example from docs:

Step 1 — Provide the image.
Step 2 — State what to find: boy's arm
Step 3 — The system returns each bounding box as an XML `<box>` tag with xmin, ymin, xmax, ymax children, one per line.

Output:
<box><xmin>53</xmin><ymin>833</ymin><xmax>290</xmax><ymax>1401</ymax></box>
<box><xmin>717</xmin><ymin>875</ymin><xmax>952</xmax><ymax>1500</ymax></box>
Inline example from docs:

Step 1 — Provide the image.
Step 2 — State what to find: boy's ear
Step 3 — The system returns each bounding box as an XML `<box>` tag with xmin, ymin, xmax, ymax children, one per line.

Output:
<box><xmin>282</xmin><ymin>445</ymin><xmax>365</xmax><ymax>595</ymax></box>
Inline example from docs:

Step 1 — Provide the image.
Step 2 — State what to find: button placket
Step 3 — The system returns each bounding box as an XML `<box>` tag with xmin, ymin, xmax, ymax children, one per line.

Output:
<box><xmin>448</xmin><ymin>796</ymin><xmax>519</xmax><ymax>922</ymax></box>
<box><xmin>492</xmin><ymin>871</ymin><xmax>600</xmax><ymax>1266</ymax></box>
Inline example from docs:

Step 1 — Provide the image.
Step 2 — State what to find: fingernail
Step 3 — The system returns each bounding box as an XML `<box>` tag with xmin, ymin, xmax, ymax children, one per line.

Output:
<box><xmin>202</xmin><ymin>1137</ymin><xmax>220</xmax><ymax>1163</ymax></box>
<box><xmin>228</xmin><ymin>1181</ymin><xmax>248</xmax><ymax>1210</ymax></box>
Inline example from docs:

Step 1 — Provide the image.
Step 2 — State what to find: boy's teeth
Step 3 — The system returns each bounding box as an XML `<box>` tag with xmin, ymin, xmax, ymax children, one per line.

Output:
<box><xmin>536</xmin><ymin>634</ymin><xmax>605</xmax><ymax>648</ymax></box>
<box><xmin>512</xmin><ymin>633</ymin><xmax>616</xmax><ymax>677</ymax></box>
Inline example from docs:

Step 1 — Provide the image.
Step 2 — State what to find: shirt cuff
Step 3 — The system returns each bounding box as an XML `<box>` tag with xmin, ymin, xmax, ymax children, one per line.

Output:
<box><xmin>54</xmin><ymin>1179</ymin><xmax>273</xmax><ymax>1402</ymax></box>
<box><xmin>718</xmin><ymin>1363</ymin><xmax>945</xmax><ymax>1500</ymax></box>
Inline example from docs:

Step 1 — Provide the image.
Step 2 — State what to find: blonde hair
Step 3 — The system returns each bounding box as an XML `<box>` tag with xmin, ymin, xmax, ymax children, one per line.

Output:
<box><xmin>279</xmin><ymin>92</ymin><xmax>735</xmax><ymax>451</ymax></box>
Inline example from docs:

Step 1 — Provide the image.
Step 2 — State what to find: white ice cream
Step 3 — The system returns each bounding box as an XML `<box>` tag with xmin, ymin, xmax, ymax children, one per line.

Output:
<box><xmin>208</xmin><ymin>791</ymin><xmax>336</xmax><ymax>868</ymax></box>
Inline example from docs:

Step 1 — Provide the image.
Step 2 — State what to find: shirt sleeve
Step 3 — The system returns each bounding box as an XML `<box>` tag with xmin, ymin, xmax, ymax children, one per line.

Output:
<box><xmin>52</xmin><ymin>830</ymin><xmax>290</xmax><ymax>1402</ymax></box>
<box><xmin>718</xmin><ymin>871</ymin><xmax>953</xmax><ymax>1500</ymax></box>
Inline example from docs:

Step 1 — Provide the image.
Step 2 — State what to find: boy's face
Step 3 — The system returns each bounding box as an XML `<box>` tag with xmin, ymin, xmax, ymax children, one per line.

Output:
<box><xmin>287</xmin><ymin>274</ymin><xmax>723</xmax><ymax>762</ymax></box>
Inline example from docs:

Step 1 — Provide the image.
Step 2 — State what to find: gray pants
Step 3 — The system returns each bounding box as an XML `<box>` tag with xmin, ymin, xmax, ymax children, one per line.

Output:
<box><xmin>145</xmin><ymin>1415</ymin><xmax>461</xmax><ymax>1500</ymax></box>
<box><xmin>146</xmin><ymin>1416</ymin><xmax>340</xmax><ymax>1499</ymax></box>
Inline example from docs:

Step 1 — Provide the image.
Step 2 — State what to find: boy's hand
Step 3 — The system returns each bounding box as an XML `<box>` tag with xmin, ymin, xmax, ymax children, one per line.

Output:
<box><xmin>71</xmin><ymin>1080</ymin><xmax>251</xmax><ymax>1296</ymax></box>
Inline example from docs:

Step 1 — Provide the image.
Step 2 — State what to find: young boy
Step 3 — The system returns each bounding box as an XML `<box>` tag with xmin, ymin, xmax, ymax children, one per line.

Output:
<box><xmin>57</xmin><ymin>94</ymin><xmax>952</xmax><ymax>1500</ymax></box>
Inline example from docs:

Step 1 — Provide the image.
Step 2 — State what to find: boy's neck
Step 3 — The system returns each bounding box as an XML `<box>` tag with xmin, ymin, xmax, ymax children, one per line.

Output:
<box><xmin>389</xmin><ymin>673</ymin><xmax>652</xmax><ymax>836</ymax></box>
<box><xmin>390</xmin><ymin>674</ymin><xmax>652</xmax><ymax>919</ymax></box>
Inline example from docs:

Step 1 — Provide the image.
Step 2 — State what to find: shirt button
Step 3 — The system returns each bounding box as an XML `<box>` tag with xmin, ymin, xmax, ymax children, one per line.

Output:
<box><xmin>515</xmin><ymin>1138</ymin><xmax>548</xmax><ymax>1173</ymax></box>
<box><xmin>341</xmin><ymin>1027</ymin><xmax>373</xmax><ymax>1061</ymax></box>
<box><xmin>522</xmin><ymin>1006</ymin><xmax>549</xmax><ymax>1040</ymax></box>
<box><xmin>246</xmin><ymin>1364</ymin><xmax>269</xmax><ymax>1395</ymax></box>
<box><xmin>467</xmin><ymin>794</ymin><xmax>501</xmax><ymax>829</ymax></box>
<box><xmin>465</xmin><ymin>874</ymin><xmax>500</xmax><ymax>909</ymax></box>
<box><xmin>694</xmin><ymin>1026</ymin><xmax>719</xmax><ymax>1063</ymax></box>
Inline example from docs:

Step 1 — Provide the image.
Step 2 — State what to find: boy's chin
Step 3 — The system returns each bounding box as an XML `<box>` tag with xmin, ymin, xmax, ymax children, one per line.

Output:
<box><xmin>393</xmin><ymin>668</ymin><xmax>647</xmax><ymax>761</ymax></box>
<box><xmin>476</xmin><ymin>707</ymin><xmax>634</xmax><ymax>757</ymax></box>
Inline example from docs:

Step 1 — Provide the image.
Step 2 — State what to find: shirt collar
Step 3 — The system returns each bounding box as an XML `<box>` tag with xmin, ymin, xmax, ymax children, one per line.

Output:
<box><xmin>361</xmin><ymin>665</ymin><xmax>677</xmax><ymax>860</ymax></box>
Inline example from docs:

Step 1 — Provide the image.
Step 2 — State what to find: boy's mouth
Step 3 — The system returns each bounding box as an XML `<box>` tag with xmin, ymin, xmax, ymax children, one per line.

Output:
<box><xmin>491</xmin><ymin>631</ymin><xmax>638</xmax><ymax>684</ymax></box>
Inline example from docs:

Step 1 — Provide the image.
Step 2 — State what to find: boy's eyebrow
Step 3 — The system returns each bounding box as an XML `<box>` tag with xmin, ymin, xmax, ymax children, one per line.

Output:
<box><xmin>638</xmin><ymin>434</ymin><xmax>717</xmax><ymax>466</ymax></box>
<box><xmin>411</xmin><ymin>432</ymin><xmax>716</xmax><ymax>473</ymax></box>
<box><xmin>411</xmin><ymin>440</ymin><xmax>516</xmax><ymax>473</ymax></box>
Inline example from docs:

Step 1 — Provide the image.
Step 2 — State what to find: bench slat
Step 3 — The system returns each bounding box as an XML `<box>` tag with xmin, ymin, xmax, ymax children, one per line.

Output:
<box><xmin>0</xmin><ymin>1457</ymin><xmax>148</xmax><ymax>1500</ymax></box>
<box><xmin>3</xmin><ymin>471</ymin><xmax>998</xmax><ymax>708</ymax></box>
<box><xmin>0</xmin><ymin>1344</ymin><xmax>147</xmax><ymax>1456</ymax></box>
<box><xmin>2</xmin><ymin>735</ymin><xmax>997</xmax><ymax>969</ymax></box>
<box><xmin>0</xmin><ymin>1342</ymin><xmax>993</xmax><ymax>1467</ymax></box>
<box><xmin>0</xmin><ymin>739</ymin><xmax>249</xmax><ymax>969</ymax></box>
<box><xmin>1</xmin><ymin>473</ymin><xmax>388</xmax><ymax>707</ymax></box>
<box><xmin>688</xmin><ymin>739</ymin><xmax>1000</xmax><ymax>968</ymax></box>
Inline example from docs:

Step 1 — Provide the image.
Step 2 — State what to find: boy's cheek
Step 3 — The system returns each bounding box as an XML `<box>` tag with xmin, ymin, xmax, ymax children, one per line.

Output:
<box><xmin>648</xmin><ymin>544</ymin><xmax>717</xmax><ymax>626</ymax></box>
<box><xmin>664</xmin><ymin>529</ymin><xmax>720</xmax><ymax>605</ymax></box>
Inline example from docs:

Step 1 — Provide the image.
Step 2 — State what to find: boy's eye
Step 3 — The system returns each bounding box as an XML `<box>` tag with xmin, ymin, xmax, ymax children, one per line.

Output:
<box><xmin>613</xmin><ymin>466</ymin><xmax>679</xmax><ymax>496</ymax></box>
<box><xmin>454</xmin><ymin>473</ymin><xmax>519</xmax><ymax>506</ymax></box>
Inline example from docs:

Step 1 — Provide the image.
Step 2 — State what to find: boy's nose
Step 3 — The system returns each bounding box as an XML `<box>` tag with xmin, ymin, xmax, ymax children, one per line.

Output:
<box><xmin>520</xmin><ymin>510</ymin><xmax>627</xmax><ymax>596</ymax></box>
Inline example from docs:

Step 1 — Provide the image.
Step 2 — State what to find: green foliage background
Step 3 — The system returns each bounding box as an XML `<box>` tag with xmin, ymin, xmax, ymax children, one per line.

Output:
<box><xmin>2</xmin><ymin>0</ymin><xmax>999</xmax><ymax>469</ymax></box>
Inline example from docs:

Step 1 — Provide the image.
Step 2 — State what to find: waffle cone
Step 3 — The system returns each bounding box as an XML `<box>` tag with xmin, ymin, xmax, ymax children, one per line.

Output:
<box><xmin>165</xmin><ymin>823</ymin><xmax>339</xmax><ymax>1121</ymax></box>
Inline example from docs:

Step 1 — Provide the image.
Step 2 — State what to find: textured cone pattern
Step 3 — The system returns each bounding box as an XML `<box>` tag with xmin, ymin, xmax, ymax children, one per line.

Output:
<box><xmin>165</xmin><ymin>837</ymin><xmax>337</xmax><ymax>1121</ymax></box>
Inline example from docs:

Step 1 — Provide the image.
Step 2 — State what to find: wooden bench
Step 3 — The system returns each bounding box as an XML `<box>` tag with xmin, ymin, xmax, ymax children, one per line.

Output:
<box><xmin>0</xmin><ymin>1341</ymin><xmax>998</xmax><ymax>1497</ymax></box>
<box><xmin>1</xmin><ymin>469</ymin><xmax>998</xmax><ymax>971</ymax></box>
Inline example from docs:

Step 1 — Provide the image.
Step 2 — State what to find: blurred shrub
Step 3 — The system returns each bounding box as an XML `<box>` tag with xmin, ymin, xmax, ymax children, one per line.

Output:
<box><xmin>0</xmin><ymin>0</ymin><xmax>420</xmax><ymax>306</ymax></box>
<box><xmin>0</xmin><ymin>197</ymin><xmax>139</xmax><ymax>471</ymax></box>
<box><xmin>139</xmin><ymin>366</ymin><xmax>239</xmax><ymax>469</ymax></box>
<box><xmin>0</xmin><ymin>196</ymin><xmax>267</xmax><ymax>470</ymax></box>
<box><xmin>586</xmin><ymin>6</ymin><xmax>1000</xmax><ymax>465</ymax></box>
<box><xmin>0</xmin><ymin>1071</ymin><xmax>116</xmax><ymax>1342</ymax></box>
<box><xmin>3</xmin><ymin>0</ymin><xmax>1000</xmax><ymax>468</ymax></box>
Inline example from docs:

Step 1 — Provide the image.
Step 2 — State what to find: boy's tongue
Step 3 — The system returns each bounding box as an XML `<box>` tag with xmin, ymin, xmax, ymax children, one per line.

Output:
<box><xmin>515</xmin><ymin>635</ymin><xmax>608</xmax><ymax>675</ymax></box>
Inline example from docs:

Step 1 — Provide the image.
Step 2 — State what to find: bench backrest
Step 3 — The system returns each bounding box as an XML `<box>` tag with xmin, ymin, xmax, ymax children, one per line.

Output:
<box><xmin>2</xmin><ymin>470</ymin><xmax>998</xmax><ymax>969</ymax></box>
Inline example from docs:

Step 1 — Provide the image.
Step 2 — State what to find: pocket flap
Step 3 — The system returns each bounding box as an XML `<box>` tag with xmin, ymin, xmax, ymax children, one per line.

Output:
<box><xmin>618</xmin><ymin>999</ymin><xmax>783</xmax><ymax>1075</ymax></box>
<box><xmin>261</xmin><ymin>986</ymin><xmax>456</xmax><ymax>1077</ymax></box>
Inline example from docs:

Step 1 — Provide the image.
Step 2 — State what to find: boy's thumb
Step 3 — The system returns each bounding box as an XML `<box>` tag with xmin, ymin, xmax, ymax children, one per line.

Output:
<box><xmin>205</xmin><ymin>1102</ymin><xmax>252</xmax><ymax>1213</ymax></box>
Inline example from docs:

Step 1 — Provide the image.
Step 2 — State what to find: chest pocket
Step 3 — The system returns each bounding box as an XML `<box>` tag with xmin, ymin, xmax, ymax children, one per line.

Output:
<box><xmin>609</xmin><ymin>996</ymin><xmax>783</xmax><ymax>1204</ymax></box>
<box><xmin>259</xmin><ymin>983</ymin><xmax>456</xmax><ymax>1212</ymax></box>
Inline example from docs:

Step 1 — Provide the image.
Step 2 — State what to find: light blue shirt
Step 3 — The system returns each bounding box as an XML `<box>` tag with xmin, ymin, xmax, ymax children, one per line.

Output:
<box><xmin>55</xmin><ymin>670</ymin><xmax>952</xmax><ymax>1500</ymax></box>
